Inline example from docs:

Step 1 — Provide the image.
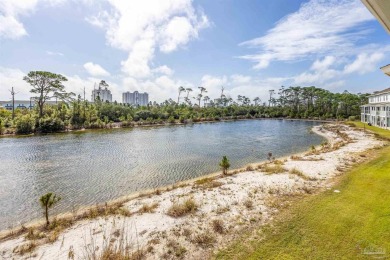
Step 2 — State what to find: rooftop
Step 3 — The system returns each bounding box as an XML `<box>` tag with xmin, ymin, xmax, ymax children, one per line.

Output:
<box><xmin>380</xmin><ymin>64</ymin><xmax>390</xmax><ymax>76</ymax></box>
<box><xmin>372</xmin><ymin>87</ymin><xmax>390</xmax><ymax>96</ymax></box>
<box><xmin>361</xmin><ymin>0</ymin><xmax>390</xmax><ymax>34</ymax></box>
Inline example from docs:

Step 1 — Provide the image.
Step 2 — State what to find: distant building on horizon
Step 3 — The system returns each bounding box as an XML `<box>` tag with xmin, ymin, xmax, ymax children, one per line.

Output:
<box><xmin>91</xmin><ymin>82</ymin><xmax>112</xmax><ymax>102</ymax></box>
<box><xmin>122</xmin><ymin>91</ymin><xmax>149</xmax><ymax>106</ymax></box>
<box><xmin>0</xmin><ymin>100</ymin><xmax>58</xmax><ymax>110</ymax></box>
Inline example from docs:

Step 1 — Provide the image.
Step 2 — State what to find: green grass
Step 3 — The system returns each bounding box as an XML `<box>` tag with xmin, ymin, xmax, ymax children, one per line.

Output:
<box><xmin>216</xmin><ymin>123</ymin><xmax>390</xmax><ymax>259</ymax></box>
<box><xmin>347</xmin><ymin>121</ymin><xmax>390</xmax><ymax>140</ymax></box>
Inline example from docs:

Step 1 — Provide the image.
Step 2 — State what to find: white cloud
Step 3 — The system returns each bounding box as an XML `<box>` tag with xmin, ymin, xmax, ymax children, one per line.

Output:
<box><xmin>0</xmin><ymin>67</ymin><xmax>31</xmax><ymax>100</ymax></box>
<box><xmin>323</xmin><ymin>80</ymin><xmax>346</xmax><ymax>90</ymax></box>
<box><xmin>294</xmin><ymin>64</ymin><xmax>340</xmax><ymax>85</ymax></box>
<box><xmin>83</xmin><ymin>62</ymin><xmax>110</xmax><ymax>77</ymax></box>
<box><xmin>343</xmin><ymin>52</ymin><xmax>384</xmax><ymax>74</ymax></box>
<box><xmin>231</xmin><ymin>74</ymin><xmax>251</xmax><ymax>84</ymax></box>
<box><xmin>0</xmin><ymin>15</ymin><xmax>28</xmax><ymax>39</ymax></box>
<box><xmin>292</xmin><ymin>47</ymin><xmax>388</xmax><ymax>86</ymax></box>
<box><xmin>87</xmin><ymin>0</ymin><xmax>209</xmax><ymax>78</ymax></box>
<box><xmin>0</xmin><ymin>0</ymin><xmax>36</xmax><ymax>39</ymax></box>
<box><xmin>0</xmin><ymin>0</ymin><xmax>70</xmax><ymax>39</ymax></box>
<box><xmin>310</xmin><ymin>56</ymin><xmax>336</xmax><ymax>71</ymax></box>
<box><xmin>153</xmin><ymin>65</ymin><xmax>174</xmax><ymax>76</ymax></box>
<box><xmin>239</xmin><ymin>0</ymin><xmax>374</xmax><ymax>69</ymax></box>
<box><xmin>46</xmin><ymin>50</ymin><xmax>64</xmax><ymax>56</ymax></box>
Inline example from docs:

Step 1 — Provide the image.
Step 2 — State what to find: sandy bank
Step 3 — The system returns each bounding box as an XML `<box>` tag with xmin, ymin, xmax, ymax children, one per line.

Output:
<box><xmin>0</xmin><ymin>124</ymin><xmax>385</xmax><ymax>259</ymax></box>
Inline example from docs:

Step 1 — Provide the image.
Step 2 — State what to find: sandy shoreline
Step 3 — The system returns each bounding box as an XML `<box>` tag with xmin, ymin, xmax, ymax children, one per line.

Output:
<box><xmin>0</xmin><ymin>123</ymin><xmax>385</xmax><ymax>259</ymax></box>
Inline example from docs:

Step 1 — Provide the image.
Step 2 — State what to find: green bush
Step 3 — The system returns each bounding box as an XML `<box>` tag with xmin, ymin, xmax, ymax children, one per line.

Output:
<box><xmin>38</xmin><ymin>117</ymin><xmax>65</xmax><ymax>133</ymax></box>
<box><xmin>16</xmin><ymin>115</ymin><xmax>35</xmax><ymax>134</ymax></box>
<box><xmin>348</xmin><ymin>116</ymin><xmax>356</xmax><ymax>121</ymax></box>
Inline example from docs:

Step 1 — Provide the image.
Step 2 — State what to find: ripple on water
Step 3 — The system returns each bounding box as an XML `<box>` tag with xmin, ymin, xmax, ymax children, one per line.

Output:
<box><xmin>0</xmin><ymin>120</ymin><xmax>324</xmax><ymax>230</ymax></box>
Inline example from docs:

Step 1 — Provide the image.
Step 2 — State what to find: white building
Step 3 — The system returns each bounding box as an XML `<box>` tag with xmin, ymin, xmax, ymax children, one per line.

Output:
<box><xmin>360</xmin><ymin>2</ymin><xmax>390</xmax><ymax>129</ymax></box>
<box><xmin>361</xmin><ymin>88</ymin><xmax>390</xmax><ymax>128</ymax></box>
<box><xmin>122</xmin><ymin>91</ymin><xmax>149</xmax><ymax>106</ymax></box>
<box><xmin>91</xmin><ymin>82</ymin><xmax>112</xmax><ymax>102</ymax></box>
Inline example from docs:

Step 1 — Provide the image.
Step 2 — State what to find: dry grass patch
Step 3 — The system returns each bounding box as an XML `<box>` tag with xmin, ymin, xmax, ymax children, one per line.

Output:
<box><xmin>246</xmin><ymin>165</ymin><xmax>254</xmax><ymax>171</ymax></box>
<box><xmin>244</xmin><ymin>199</ymin><xmax>254</xmax><ymax>209</ymax></box>
<box><xmin>138</xmin><ymin>203</ymin><xmax>159</xmax><ymax>214</ymax></box>
<box><xmin>166</xmin><ymin>198</ymin><xmax>198</xmax><ymax>218</ymax></box>
<box><xmin>211</xmin><ymin>219</ymin><xmax>225</xmax><ymax>234</ymax></box>
<box><xmin>25</xmin><ymin>228</ymin><xmax>45</xmax><ymax>240</ymax></box>
<box><xmin>289</xmin><ymin>168</ymin><xmax>308</xmax><ymax>180</ymax></box>
<box><xmin>260</xmin><ymin>164</ymin><xmax>287</xmax><ymax>174</ymax></box>
<box><xmin>192</xmin><ymin>232</ymin><xmax>216</xmax><ymax>248</ymax></box>
<box><xmin>165</xmin><ymin>240</ymin><xmax>187</xmax><ymax>258</ymax></box>
<box><xmin>99</xmin><ymin>247</ymin><xmax>145</xmax><ymax>260</ymax></box>
<box><xmin>195</xmin><ymin>177</ymin><xmax>223</xmax><ymax>190</ymax></box>
<box><xmin>290</xmin><ymin>155</ymin><xmax>303</xmax><ymax>160</ymax></box>
<box><xmin>216</xmin><ymin>206</ymin><xmax>230</xmax><ymax>214</ymax></box>
<box><xmin>13</xmin><ymin>242</ymin><xmax>37</xmax><ymax>256</ymax></box>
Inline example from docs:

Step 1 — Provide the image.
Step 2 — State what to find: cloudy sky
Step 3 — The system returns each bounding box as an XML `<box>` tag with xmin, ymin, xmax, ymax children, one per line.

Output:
<box><xmin>1</xmin><ymin>0</ymin><xmax>390</xmax><ymax>103</ymax></box>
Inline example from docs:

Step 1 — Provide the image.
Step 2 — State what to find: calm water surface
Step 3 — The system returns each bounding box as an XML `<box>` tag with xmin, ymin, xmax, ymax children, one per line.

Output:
<box><xmin>0</xmin><ymin>119</ymin><xmax>324</xmax><ymax>230</ymax></box>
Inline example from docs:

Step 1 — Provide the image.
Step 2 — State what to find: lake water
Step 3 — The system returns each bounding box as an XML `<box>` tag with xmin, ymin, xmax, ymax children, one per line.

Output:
<box><xmin>0</xmin><ymin>119</ymin><xmax>324</xmax><ymax>230</ymax></box>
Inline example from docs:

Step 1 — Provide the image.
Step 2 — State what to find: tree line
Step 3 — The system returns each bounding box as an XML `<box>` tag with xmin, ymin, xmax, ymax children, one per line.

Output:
<box><xmin>0</xmin><ymin>71</ymin><xmax>368</xmax><ymax>135</ymax></box>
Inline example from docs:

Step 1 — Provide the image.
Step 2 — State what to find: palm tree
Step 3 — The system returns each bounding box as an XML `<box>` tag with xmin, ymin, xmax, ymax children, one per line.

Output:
<box><xmin>184</xmin><ymin>97</ymin><xmax>192</xmax><ymax>106</ymax></box>
<box><xmin>237</xmin><ymin>95</ymin><xmax>243</xmax><ymax>105</ymax></box>
<box><xmin>197</xmin><ymin>86</ymin><xmax>207</xmax><ymax>107</ymax></box>
<box><xmin>39</xmin><ymin>192</ymin><xmax>61</xmax><ymax>226</ymax></box>
<box><xmin>178</xmin><ymin>86</ymin><xmax>185</xmax><ymax>104</ymax></box>
<box><xmin>219</xmin><ymin>156</ymin><xmax>230</xmax><ymax>175</ymax></box>
<box><xmin>220</xmin><ymin>86</ymin><xmax>225</xmax><ymax>99</ymax></box>
<box><xmin>186</xmin><ymin>88</ymin><xmax>193</xmax><ymax>99</ymax></box>
<box><xmin>253</xmin><ymin>97</ymin><xmax>261</xmax><ymax>106</ymax></box>
<box><xmin>194</xmin><ymin>94</ymin><xmax>202</xmax><ymax>107</ymax></box>
<box><xmin>268</xmin><ymin>90</ymin><xmax>275</xmax><ymax>107</ymax></box>
<box><xmin>242</xmin><ymin>96</ymin><xmax>251</xmax><ymax>105</ymax></box>
<box><xmin>203</xmin><ymin>96</ymin><xmax>210</xmax><ymax>107</ymax></box>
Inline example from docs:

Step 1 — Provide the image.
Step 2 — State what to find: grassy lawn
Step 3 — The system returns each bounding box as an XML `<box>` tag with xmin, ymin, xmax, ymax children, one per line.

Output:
<box><xmin>216</xmin><ymin>123</ymin><xmax>390</xmax><ymax>259</ymax></box>
<box><xmin>347</xmin><ymin>121</ymin><xmax>390</xmax><ymax>140</ymax></box>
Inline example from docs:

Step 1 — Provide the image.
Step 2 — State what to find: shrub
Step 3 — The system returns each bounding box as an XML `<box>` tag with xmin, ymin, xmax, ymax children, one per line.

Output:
<box><xmin>16</xmin><ymin>242</ymin><xmax>37</xmax><ymax>255</ymax></box>
<box><xmin>246</xmin><ymin>165</ymin><xmax>254</xmax><ymax>171</ymax></box>
<box><xmin>244</xmin><ymin>199</ymin><xmax>253</xmax><ymax>209</ymax></box>
<box><xmin>261</xmin><ymin>164</ymin><xmax>287</xmax><ymax>174</ymax></box>
<box><xmin>38</xmin><ymin>117</ymin><xmax>65</xmax><ymax>133</ymax></box>
<box><xmin>211</xmin><ymin>219</ymin><xmax>225</xmax><ymax>234</ymax></box>
<box><xmin>16</xmin><ymin>115</ymin><xmax>35</xmax><ymax>134</ymax></box>
<box><xmin>167</xmin><ymin>198</ymin><xmax>198</xmax><ymax>217</ymax></box>
<box><xmin>0</xmin><ymin>118</ymin><xmax>3</xmax><ymax>135</ymax></box>
<box><xmin>138</xmin><ymin>203</ymin><xmax>159</xmax><ymax>214</ymax></box>
<box><xmin>289</xmin><ymin>168</ymin><xmax>308</xmax><ymax>180</ymax></box>
<box><xmin>195</xmin><ymin>178</ymin><xmax>223</xmax><ymax>189</ymax></box>
<box><xmin>290</xmin><ymin>155</ymin><xmax>303</xmax><ymax>160</ymax></box>
<box><xmin>166</xmin><ymin>240</ymin><xmax>187</xmax><ymax>258</ymax></box>
<box><xmin>192</xmin><ymin>232</ymin><xmax>216</xmax><ymax>248</ymax></box>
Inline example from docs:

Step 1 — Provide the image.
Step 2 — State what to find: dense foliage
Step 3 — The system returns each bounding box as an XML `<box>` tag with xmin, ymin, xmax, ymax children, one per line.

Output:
<box><xmin>0</xmin><ymin>72</ymin><xmax>369</xmax><ymax>135</ymax></box>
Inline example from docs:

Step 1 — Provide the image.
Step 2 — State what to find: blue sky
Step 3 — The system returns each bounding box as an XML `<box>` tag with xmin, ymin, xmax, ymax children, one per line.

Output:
<box><xmin>1</xmin><ymin>0</ymin><xmax>390</xmax><ymax>103</ymax></box>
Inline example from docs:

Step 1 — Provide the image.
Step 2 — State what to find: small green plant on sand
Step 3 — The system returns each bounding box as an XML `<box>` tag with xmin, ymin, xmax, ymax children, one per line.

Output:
<box><xmin>219</xmin><ymin>156</ymin><xmax>230</xmax><ymax>175</ymax></box>
<box><xmin>40</xmin><ymin>192</ymin><xmax>61</xmax><ymax>226</ymax></box>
